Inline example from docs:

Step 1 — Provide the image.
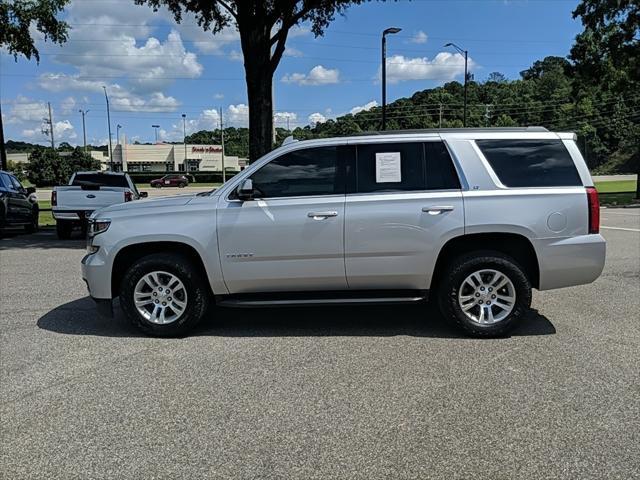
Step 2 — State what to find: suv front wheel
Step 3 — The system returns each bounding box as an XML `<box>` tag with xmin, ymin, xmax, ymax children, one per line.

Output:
<box><xmin>119</xmin><ymin>253</ymin><xmax>210</xmax><ymax>336</ymax></box>
<box><xmin>438</xmin><ymin>252</ymin><xmax>532</xmax><ymax>337</ymax></box>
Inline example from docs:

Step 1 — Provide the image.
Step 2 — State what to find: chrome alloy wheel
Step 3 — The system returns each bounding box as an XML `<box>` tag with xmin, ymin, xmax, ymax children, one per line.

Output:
<box><xmin>457</xmin><ymin>269</ymin><xmax>516</xmax><ymax>324</ymax></box>
<box><xmin>134</xmin><ymin>271</ymin><xmax>188</xmax><ymax>324</ymax></box>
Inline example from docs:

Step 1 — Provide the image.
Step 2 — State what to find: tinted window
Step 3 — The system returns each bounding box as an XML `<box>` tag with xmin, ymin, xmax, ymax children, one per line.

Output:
<box><xmin>356</xmin><ymin>142</ymin><xmax>424</xmax><ymax>193</ymax></box>
<box><xmin>426</xmin><ymin>142</ymin><xmax>460</xmax><ymax>190</ymax></box>
<box><xmin>250</xmin><ymin>146</ymin><xmax>344</xmax><ymax>198</ymax></box>
<box><xmin>71</xmin><ymin>173</ymin><xmax>129</xmax><ymax>188</ymax></box>
<box><xmin>476</xmin><ymin>139</ymin><xmax>582</xmax><ymax>187</ymax></box>
<box><xmin>0</xmin><ymin>173</ymin><xmax>11</xmax><ymax>189</ymax></box>
<box><xmin>10</xmin><ymin>176</ymin><xmax>24</xmax><ymax>190</ymax></box>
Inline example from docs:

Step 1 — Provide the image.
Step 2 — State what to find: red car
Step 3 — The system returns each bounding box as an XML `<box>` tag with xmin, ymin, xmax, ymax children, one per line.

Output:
<box><xmin>150</xmin><ymin>174</ymin><xmax>189</xmax><ymax>188</ymax></box>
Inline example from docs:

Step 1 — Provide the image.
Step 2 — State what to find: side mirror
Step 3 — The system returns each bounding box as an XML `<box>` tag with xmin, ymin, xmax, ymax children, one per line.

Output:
<box><xmin>139</xmin><ymin>191</ymin><xmax>148</xmax><ymax>198</ymax></box>
<box><xmin>236</xmin><ymin>178</ymin><xmax>254</xmax><ymax>201</ymax></box>
<box><xmin>26</xmin><ymin>186</ymin><xmax>36</xmax><ymax>195</ymax></box>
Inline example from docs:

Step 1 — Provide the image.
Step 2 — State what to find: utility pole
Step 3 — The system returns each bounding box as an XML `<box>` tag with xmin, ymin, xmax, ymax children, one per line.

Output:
<box><xmin>484</xmin><ymin>104</ymin><xmax>492</xmax><ymax>127</ymax></box>
<box><xmin>47</xmin><ymin>102</ymin><xmax>55</xmax><ymax>149</ymax></box>
<box><xmin>0</xmin><ymin>103</ymin><xmax>7</xmax><ymax>170</ymax></box>
<box><xmin>79</xmin><ymin>109</ymin><xmax>89</xmax><ymax>153</ymax></box>
<box><xmin>182</xmin><ymin>114</ymin><xmax>187</xmax><ymax>170</ymax></box>
<box><xmin>219</xmin><ymin>106</ymin><xmax>226</xmax><ymax>183</ymax></box>
<box><xmin>117</xmin><ymin>124</ymin><xmax>122</xmax><ymax>145</ymax></box>
<box><xmin>102</xmin><ymin>86</ymin><xmax>113</xmax><ymax>171</ymax></box>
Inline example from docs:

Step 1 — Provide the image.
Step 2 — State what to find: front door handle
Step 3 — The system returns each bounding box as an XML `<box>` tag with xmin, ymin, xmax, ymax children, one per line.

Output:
<box><xmin>307</xmin><ymin>211</ymin><xmax>338</xmax><ymax>220</ymax></box>
<box><xmin>422</xmin><ymin>206</ymin><xmax>454</xmax><ymax>215</ymax></box>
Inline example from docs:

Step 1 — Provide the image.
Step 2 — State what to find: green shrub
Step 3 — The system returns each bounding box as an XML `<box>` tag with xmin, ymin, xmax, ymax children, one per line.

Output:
<box><xmin>26</xmin><ymin>147</ymin><xmax>101</xmax><ymax>187</ymax></box>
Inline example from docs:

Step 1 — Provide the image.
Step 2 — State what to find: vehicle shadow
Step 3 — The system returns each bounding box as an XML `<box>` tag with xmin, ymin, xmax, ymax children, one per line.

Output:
<box><xmin>37</xmin><ymin>296</ymin><xmax>556</xmax><ymax>339</ymax></box>
<box><xmin>0</xmin><ymin>229</ymin><xmax>85</xmax><ymax>250</ymax></box>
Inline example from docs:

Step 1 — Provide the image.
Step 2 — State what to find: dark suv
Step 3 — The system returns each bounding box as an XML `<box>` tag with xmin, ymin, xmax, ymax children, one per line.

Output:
<box><xmin>150</xmin><ymin>174</ymin><xmax>189</xmax><ymax>188</ymax></box>
<box><xmin>0</xmin><ymin>170</ymin><xmax>39</xmax><ymax>233</ymax></box>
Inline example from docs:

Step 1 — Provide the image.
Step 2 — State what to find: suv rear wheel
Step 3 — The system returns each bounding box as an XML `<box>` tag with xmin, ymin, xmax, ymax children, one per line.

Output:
<box><xmin>438</xmin><ymin>251</ymin><xmax>532</xmax><ymax>337</ymax></box>
<box><xmin>119</xmin><ymin>253</ymin><xmax>210</xmax><ymax>336</ymax></box>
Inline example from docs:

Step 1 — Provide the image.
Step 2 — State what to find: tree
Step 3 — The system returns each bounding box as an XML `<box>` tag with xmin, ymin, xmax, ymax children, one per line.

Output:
<box><xmin>571</xmin><ymin>0</ymin><xmax>639</xmax><ymax>197</ymax></box>
<box><xmin>136</xmin><ymin>0</ymin><xmax>367</xmax><ymax>161</ymax></box>
<box><xmin>0</xmin><ymin>0</ymin><xmax>71</xmax><ymax>170</ymax></box>
<box><xmin>27</xmin><ymin>147</ymin><xmax>100</xmax><ymax>187</ymax></box>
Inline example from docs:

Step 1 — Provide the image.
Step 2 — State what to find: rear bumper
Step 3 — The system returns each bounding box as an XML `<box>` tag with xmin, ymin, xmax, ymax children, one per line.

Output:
<box><xmin>53</xmin><ymin>210</ymin><xmax>93</xmax><ymax>220</ymax></box>
<box><xmin>535</xmin><ymin>234</ymin><xmax>606</xmax><ymax>290</ymax></box>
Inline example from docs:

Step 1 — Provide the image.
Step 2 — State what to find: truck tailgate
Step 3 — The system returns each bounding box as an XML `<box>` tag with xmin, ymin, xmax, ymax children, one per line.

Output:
<box><xmin>54</xmin><ymin>187</ymin><xmax>128</xmax><ymax>211</ymax></box>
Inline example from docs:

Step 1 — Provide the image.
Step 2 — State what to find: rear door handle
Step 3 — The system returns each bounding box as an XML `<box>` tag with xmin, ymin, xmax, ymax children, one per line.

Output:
<box><xmin>422</xmin><ymin>206</ymin><xmax>454</xmax><ymax>215</ymax></box>
<box><xmin>308</xmin><ymin>211</ymin><xmax>338</xmax><ymax>220</ymax></box>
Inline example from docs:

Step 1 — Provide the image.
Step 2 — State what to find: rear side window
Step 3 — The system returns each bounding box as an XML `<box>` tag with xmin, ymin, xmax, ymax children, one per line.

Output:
<box><xmin>250</xmin><ymin>146</ymin><xmax>345</xmax><ymax>198</ymax></box>
<box><xmin>426</xmin><ymin>142</ymin><xmax>460</xmax><ymax>190</ymax></box>
<box><xmin>356</xmin><ymin>142</ymin><xmax>424</xmax><ymax>193</ymax></box>
<box><xmin>476</xmin><ymin>139</ymin><xmax>582</xmax><ymax>187</ymax></box>
<box><xmin>71</xmin><ymin>174</ymin><xmax>129</xmax><ymax>188</ymax></box>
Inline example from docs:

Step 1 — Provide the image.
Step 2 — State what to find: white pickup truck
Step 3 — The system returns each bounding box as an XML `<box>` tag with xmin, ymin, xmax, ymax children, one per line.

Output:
<box><xmin>52</xmin><ymin>171</ymin><xmax>146</xmax><ymax>239</ymax></box>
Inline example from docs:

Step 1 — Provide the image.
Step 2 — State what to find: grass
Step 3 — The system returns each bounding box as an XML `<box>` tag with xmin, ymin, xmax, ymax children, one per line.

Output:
<box><xmin>594</xmin><ymin>179</ymin><xmax>638</xmax><ymax>206</ymax></box>
<box><xmin>37</xmin><ymin>200</ymin><xmax>55</xmax><ymax>227</ymax></box>
<box><xmin>594</xmin><ymin>180</ymin><xmax>637</xmax><ymax>193</ymax></box>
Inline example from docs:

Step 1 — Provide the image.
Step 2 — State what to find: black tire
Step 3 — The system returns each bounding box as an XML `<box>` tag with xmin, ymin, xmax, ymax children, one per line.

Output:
<box><xmin>25</xmin><ymin>207</ymin><xmax>39</xmax><ymax>233</ymax></box>
<box><xmin>56</xmin><ymin>220</ymin><xmax>73</xmax><ymax>239</ymax></box>
<box><xmin>438</xmin><ymin>251</ymin><xmax>532</xmax><ymax>338</ymax></box>
<box><xmin>178</xmin><ymin>182</ymin><xmax>186</xmax><ymax>188</ymax></box>
<box><xmin>119</xmin><ymin>253</ymin><xmax>210</xmax><ymax>337</ymax></box>
<box><xmin>153</xmin><ymin>184</ymin><xmax>162</xmax><ymax>188</ymax></box>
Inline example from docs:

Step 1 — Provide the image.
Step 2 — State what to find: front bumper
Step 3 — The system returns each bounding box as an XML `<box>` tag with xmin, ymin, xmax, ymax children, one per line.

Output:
<box><xmin>535</xmin><ymin>234</ymin><xmax>606</xmax><ymax>290</ymax></box>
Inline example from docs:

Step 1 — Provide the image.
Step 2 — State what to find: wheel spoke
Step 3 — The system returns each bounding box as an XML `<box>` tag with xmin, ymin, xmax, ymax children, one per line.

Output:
<box><xmin>486</xmin><ymin>306</ymin><xmax>495</xmax><ymax>323</ymax></box>
<box><xmin>471</xmin><ymin>272</ymin><xmax>483</xmax><ymax>287</ymax></box>
<box><xmin>158</xmin><ymin>308</ymin><xmax>167</xmax><ymax>324</ymax></box>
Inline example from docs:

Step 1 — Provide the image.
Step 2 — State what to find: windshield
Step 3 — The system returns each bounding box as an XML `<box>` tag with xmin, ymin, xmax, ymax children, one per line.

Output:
<box><xmin>71</xmin><ymin>173</ymin><xmax>130</xmax><ymax>188</ymax></box>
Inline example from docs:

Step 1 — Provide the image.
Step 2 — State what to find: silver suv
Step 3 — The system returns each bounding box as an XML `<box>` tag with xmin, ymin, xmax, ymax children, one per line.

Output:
<box><xmin>82</xmin><ymin>128</ymin><xmax>606</xmax><ymax>337</ymax></box>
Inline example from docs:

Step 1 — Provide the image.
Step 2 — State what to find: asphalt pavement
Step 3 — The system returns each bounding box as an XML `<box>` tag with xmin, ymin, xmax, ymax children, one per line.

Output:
<box><xmin>1</xmin><ymin>210</ymin><xmax>638</xmax><ymax>479</ymax></box>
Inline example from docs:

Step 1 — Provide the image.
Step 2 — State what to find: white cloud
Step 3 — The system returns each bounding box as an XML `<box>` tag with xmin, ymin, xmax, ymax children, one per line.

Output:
<box><xmin>6</xmin><ymin>96</ymin><xmax>48</xmax><ymax>124</ymax></box>
<box><xmin>381</xmin><ymin>52</ymin><xmax>473</xmax><ymax>84</ymax></box>
<box><xmin>274</xmin><ymin>111</ymin><xmax>297</xmax><ymax>128</ymax></box>
<box><xmin>282</xmin><ymin>65</ymin><xmax>340</xmax><ymax>86</ymax></box>
<box><xmin>229</xmin><ymin>50</ymin><xmax>243</xmax><ymax>62</ymax></box>
<box><xmin>284</xmin><ymin>47</ymin><xmax>303</xmax><ymax>57</ymax></box>
<box><xmin>410</xmin><ymin>31</ymin><xmax>428</xmax><ymax>44</ymax></box>
<box><xmin>22</xmin><ymin>120</ymin><xmax>77</xmax><ymax>142</ymax></box>
<box><xmin>350</xmin><ymin>100</ymin><xmax>378</xmax><ymax>115</ymax></box>
<box><xmin>38</xmin><ymin>74</ymin><xmax>181</xmax><ymax>112</ymax></box>
<box><xmin>308</xmin><ymin>112</ymin><xmax>327</xmax><ymax>124</ymax></box>
<box><xmin>214</xmin><ymin>93</ymin><xmax>224</xmax><ymax>100</ymax></box>
<box><xmin>227</xmin><ymin>104</ymin><xmax>250</xmax><ymax>126</ymax></box>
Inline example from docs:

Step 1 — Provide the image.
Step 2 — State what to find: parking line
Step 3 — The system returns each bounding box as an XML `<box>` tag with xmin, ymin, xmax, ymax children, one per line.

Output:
<box><xmin>601</xmin><ymin>226</ymin><xmax>640</xmax><ymax>232</ymax></box>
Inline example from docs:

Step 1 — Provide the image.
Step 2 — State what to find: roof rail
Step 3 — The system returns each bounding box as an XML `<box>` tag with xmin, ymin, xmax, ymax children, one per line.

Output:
<box><xmin>353</xmin><ymin>127</ymin><xmax>549</xmax><ymax>136</ymax></box>
<box><xmin>282</xmin><ymin>135</ymin><xmax>299</xmax><ymax>146</ymax></box>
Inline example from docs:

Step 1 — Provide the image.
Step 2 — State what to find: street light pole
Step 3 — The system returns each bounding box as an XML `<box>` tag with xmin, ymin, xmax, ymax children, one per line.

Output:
<box><xmin>102</xmin><ymin>86</ymin><xmax>113</xmax><ymax>171</ymax></box>
<box><xmin>381</xmin><ymin>27</ymin><xmax>402</xmax><ymax>131</ymax></box>
<box><xmin>219</xmin><ymin>107</ymin><xmax>226</xmax><ymax>183</ymax></box>
<box><xmin>117</xmin><ymin>124</ymin><xmax>122</xmax><ymax>145</ymax></box>
<box><xmin>79</xmin><ymin>109</ymin><xmax>89</xmax><ymax>153</ymax></box>
<box><xmin>182</xmin><ymin>114</ymin><xmax>187</xmax><ymax>170</ymax></box>
<box><xmin>444</xmin><ymin>42</ymin><xmax>469</xmax><ymax>127</ymax></box>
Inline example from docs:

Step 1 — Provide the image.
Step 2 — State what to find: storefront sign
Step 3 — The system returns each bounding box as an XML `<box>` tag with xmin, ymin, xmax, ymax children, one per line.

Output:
<box><xmin>191</xmin><ymin>146</ymin><xmax>222</xmax><ymax>153</ymax></box>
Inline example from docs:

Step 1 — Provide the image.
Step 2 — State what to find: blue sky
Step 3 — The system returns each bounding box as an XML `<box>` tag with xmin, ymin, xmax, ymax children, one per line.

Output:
<box><xmin>1</xmin><ymin>0</ymin><xmax>583</xmax><ymax>147</ymax></box>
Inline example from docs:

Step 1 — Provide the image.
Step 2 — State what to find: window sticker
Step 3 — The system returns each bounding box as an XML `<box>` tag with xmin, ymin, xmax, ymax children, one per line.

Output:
<box><xmin>375</xmin><ymin>152</ymin><xmax>402</xmax><ymax>183</ymax></box>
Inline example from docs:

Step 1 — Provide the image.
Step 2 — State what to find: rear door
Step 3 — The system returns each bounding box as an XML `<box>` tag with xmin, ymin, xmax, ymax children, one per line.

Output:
<box><xmin>345</xmin><ymin>141</ymin><xmax>465</xmax><ymax>290</ymax></box>
<box><xmin>7</xmin><ymin>175</ymin><xmax>32</xmax><ymax>222</ymax></box>
<box><xmin>217</xmin><ymin>145</ymin><xmax>351</xmax><ymax>293</ymax></box>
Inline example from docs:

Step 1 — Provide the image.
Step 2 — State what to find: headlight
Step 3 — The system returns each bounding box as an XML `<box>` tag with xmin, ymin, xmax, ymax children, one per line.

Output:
<box><xmin>88</xmin><ymin>218</ymin><xmax>111</xmax><ymax>237</ymax></box>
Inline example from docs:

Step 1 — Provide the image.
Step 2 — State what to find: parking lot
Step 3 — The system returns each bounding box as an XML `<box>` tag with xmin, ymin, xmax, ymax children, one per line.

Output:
<box><xmin>1</xmin><ymin>209</ymin><xmax>638</xmax><ymax>479</ymax></box>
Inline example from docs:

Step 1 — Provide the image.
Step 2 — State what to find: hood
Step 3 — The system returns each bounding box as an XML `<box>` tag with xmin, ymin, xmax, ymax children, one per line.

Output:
<box><xmin>94</xmin><ymin>194</ymin><xmax>195</xmax><ymax>216</ymax></box>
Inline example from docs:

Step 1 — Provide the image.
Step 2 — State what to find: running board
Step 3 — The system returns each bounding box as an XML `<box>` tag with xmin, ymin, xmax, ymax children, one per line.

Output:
<box><xmin>217</xmin><ymin>292</ymin><xmax>428</xmax><ymax>308</ymax></box>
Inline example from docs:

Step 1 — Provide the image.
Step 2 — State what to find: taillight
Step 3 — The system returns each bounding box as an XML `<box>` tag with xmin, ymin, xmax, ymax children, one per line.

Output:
<box><xmin>586</xmin><ymin>186</ymin><xmax>600</xmax><ymax>234</ymax></box>
<box><xmin>124</xmin><ymin>191</ymin><xmax>133</xmax><ymax>202</ymax></box>
<box><xmin>51</xmin><ymin>190</ymin><xmax>57</xmax><ymax>206</ymax></box>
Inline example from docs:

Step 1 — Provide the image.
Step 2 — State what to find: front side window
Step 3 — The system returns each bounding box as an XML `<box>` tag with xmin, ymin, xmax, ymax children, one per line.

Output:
<box><xmin>476</xmin><ymin>139</ymin><xmax>582</xmax><ymax>187</ymax></box>
<box><xmin>10</xmin><ymin>175</ymin><xmax>24</xmax><ymax>191</ymax></box>
<box><xmin>0</xmin><ymin>173</ymin><xmax>11</xmax><ymax>189</ymax></box>
<box><xmin>250</xmin><ymin>146</ymin><xmax>344</xmax><ymax>198</ymax></box>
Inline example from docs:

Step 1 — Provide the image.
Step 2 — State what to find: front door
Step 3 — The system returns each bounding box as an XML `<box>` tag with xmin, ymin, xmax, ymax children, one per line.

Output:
<box><xmin>345</xmin><ymin>141</ymin><xmax>465</xmax><ymax>290</ymax></box>
<box><xmin>217</xmin><ymin>145</ymin><xmax>350</xmax><ymax>294</ymax></box>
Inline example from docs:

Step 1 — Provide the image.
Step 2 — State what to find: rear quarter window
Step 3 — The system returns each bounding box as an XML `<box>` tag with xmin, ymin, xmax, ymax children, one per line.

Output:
<box><xmin>475</xmin><ymin>139</ymin><xmax>582</xmax><ymax>187</ymax></box>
